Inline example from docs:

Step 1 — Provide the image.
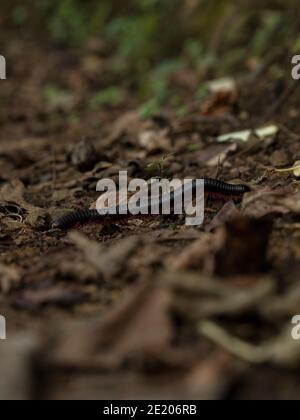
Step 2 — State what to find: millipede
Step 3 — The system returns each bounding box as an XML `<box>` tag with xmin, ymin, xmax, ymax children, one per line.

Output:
<box><xmin>54</xmin><ymin>178</ymin><xmax>250</xmax><ymax>230</ymax></box>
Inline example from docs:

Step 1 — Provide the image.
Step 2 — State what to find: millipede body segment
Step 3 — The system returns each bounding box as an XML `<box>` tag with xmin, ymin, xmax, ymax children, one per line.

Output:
<box><xmin>54</xmin><ymin>178</ymin><xmax>250</xmax><ymax>230</ymax></box>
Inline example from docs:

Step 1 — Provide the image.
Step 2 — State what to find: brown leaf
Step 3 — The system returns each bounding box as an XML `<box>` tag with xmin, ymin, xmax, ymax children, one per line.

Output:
<box><xmin>163</xmin><ymin>271</ymin><xmax>275</xmax><ymax>321</ymax></box>
<box><xmin>241</xmin><ymin>188</ymin><xmax>293</xmax><ymax>219</ymax></box>
<box><xmin>69</xmin><ymin>232</ymin><xmax>142</xmax><ymax>282</ymax></box>
<box><xmin>0</xmin><ymin>180</ymin><xmax>47</xmax><ymax>229</ymax></box>
<box><xmin>108</xmin><ymin>111</ymin><xmax>143</xmax><ymax>142</ymax></box>
<box><xmin>0</xmin><ymin>333</ymin><xmax>39</xmax><ymax>400</ymax></box>
<box><xmin>13</xmin><ymin>286</ymin><xmax>86</xmax><ymax>309</ymax></box>
<box><xmin>0</xmin><ymin>263</ymin><xmax>21</xmax><ymax>293</ymax></box>
<box><xmin>170</xmin><ymin>231</ymin><xmax>223</xmax><ymax>273</ymax></box>
<box><xmin>208</xmin><ymin>201</ymin><xmax>241</xmax><ymax>231</ymax></box>
<box><xmin>46</xmin><ymin>351</ymin><xmax>237</xmax><ymax>400</ymax></box>
<box><xmin>138</xmin><ymin>129</ymin><xmax>171</xmax><ymax>154</ymax></box>
<box><xmin>49</xmin><ymin>283</ymin><xmax>174</xmax><ymax>370</ymax></box>
<box><xmin>207</xmin><ymin>143</ymin><xmax>238</xmax><ymax>166</ymax></box>
<box><xmin>199</xmin><ymin>321</ymin><xmax>300</xmax><ymax>368</ymax></box>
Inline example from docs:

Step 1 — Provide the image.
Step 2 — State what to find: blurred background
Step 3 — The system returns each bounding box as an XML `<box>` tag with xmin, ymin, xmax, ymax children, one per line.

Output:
<box><xmin>0</xmin><ymin>0</ymin><xmax>299</xmax><ymax>120</ymax></box>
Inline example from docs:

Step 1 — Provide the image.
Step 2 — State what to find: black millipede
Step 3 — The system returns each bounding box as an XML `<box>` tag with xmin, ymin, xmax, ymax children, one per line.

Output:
<box><xmin>53</xmin><ymin>178</ymin><xmax>250</xmax><ymax>230</ymax></box>
<box><xmin>203</xmin><ymin>178</ymin><xmax>250</xmax><ymax>196</ymax></box>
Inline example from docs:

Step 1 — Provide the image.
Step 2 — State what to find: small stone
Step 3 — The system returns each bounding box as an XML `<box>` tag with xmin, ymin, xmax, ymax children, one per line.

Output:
<box><xmin>70</xmin><ymin>138</ymin><xmax>98</xmax><ymax>171</ymax></box>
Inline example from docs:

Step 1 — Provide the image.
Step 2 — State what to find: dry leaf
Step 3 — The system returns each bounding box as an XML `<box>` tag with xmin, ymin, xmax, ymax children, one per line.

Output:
<box><xmin>206</xmin><ymin>77</ymin><xmax>236</xmax><ymax>93</ymax></box>
<box><xmin>163</xmin><ymin>271</ymin><xmax>275</xmax><ymax>320</ymax></box>
<box><xmin>218</xmin><ymin>125</ymin><xmax>278</xmax><ymax>143</ymax></box>
<box><xmin>0</xmin><ymin>180</ymin><xmax>47</xmax><ymax>229</ymax></box>
<box><xmin>69</xmin><ymin>232</ymin><xmax>142</xmax><ymax>281</ymax></box>
<box><xmin>0</xmin><ymin>263</ymin><xmax>21</xmax><ymax>293</ymax></box>
<box><xmin>199</xmin><ymin>321</ymin><xmax>300</xmax><ymax>368</ymax></box>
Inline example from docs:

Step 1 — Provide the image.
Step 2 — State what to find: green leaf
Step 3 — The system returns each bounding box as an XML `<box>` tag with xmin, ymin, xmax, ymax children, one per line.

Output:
<box><xmin>139</xmin><ymin>98</ymin><xmax>160</xmax><ymax>119</ymax></box>
<box><xmin>90</xmin><ymin>87</ymin><xmax>124</xmax><ymax>108</ymax></box>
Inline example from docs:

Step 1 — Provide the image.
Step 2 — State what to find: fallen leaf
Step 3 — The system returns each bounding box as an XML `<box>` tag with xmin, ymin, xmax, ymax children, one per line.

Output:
<box><xmin>206</xmin><ymin>143</ymin><xmax>237</xmax><ymax>166</ymax></box>
<box><xmin>201</xmin><ymin>90</ymin><xmax>237</xmax><ymax>116</ymax></box>
<box><xmin>217</xmin><ymin>125</ymin><xmax>278</xmax><ymax>143</ymax></box>
<box><xmin>48</xmin><ymin>282</ymin><xmax>175</xmax><ymax>370</ymax></box>
<box><xmin>0</xmin><ymin>263</ymin><xmax>21</xmax><ymax>293</ymax></box>
<box><xmin>138</xmin><ymin>128</ymin><xmax>171</xmax><ymax>154</ymax></box>
<box><xmin>293</xmin><ymin>161</ymin><xmax>300</xmax><ymax>177</ymax></box>
<box><xmin>0</xmin><ymin>180</ymin><xmax>47</xmax><ymax>229</ymax></box>
<box><xmin>170</xmin><ymin>231</ymin><xmax>223</xmax><ymax>273</ymax></box>
<box><xmin>163</xmin><ymin>271</ymin><xmax>275</xmax><ymax>320</ymax></box>
<box><xmin>206</xmin><ymin>77</ymin><xmax>236</xmax><ymax>93</ymax></box>
<box><xmin>0</xmin><ymin>333</ymin><xmax>39</xmax><ymax>400</ymax></box>
<box><xmin>69</xmin><ymin>232</ymin><xmax>142</xmax><ymax>282</ymax></box>
<box><xmin>13</xmin><ymin>286</ymin><xmax>86</xmax><ymax>310</ymax></box>
<box><xmin>241</xmin><ymin>188</ymin><xmax>294</xmax><ymax>219</ymax></box>
<box><xmin>198</xmin><ymin>321</ymin><xmax>300</xmax><ymax>368</ymax></box>
<box><xmin>207</xmin><ymin>201</ymin><xmax>241</xmax><ymax>231</ymax></box>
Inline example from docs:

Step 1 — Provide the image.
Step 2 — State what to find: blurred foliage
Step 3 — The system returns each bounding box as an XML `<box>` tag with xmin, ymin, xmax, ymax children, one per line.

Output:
<box><xmin>1</xmin><ymin>0</ymin><xmax>300</xmax><ymax>113</ymax></box>
<box><xmin>4</xmin><ymin>1</ymin><xmax>299</xmax><ymax>63</ymax></box>
<box><xmin>90</xmin><ymin>87</ymin><xmax>125</xmax><ymax>108</ymax></box>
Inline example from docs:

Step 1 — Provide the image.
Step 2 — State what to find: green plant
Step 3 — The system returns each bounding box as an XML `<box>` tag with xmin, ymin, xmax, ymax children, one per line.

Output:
<box><xmin>90</xmin><ymin>87</ymin><xmax>124</xmax><ymax>108</ymax></box>
<box><xmin>145</xmin><ymin>153</ymin><xmax>175</xmax><ymax>178</ymax></box>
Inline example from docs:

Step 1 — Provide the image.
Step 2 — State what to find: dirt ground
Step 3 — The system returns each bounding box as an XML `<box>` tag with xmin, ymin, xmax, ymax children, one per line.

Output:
<box><xmin>1</xmin><ymin>40</ymin><xmax>300</xmax><ymax>400</ymax></box>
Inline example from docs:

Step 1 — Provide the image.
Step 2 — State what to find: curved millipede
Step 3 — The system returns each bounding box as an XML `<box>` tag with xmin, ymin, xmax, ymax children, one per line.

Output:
<box><xmin>54</xmin><ymin>178</ymin><xmax>250</xmax><ymax>230</ymax></box>
<box><xmin>54</xmin><ymin>209</ymin><xmax>101</xmax><ymax>230</ymax></box>
<box><xmin>203</xmin><ymin>178</ymin><xmax>250</xmax><ymax>196</ymax></box>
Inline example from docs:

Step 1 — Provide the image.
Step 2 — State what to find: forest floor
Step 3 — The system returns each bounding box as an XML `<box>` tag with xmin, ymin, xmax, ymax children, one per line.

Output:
<box><xmin>1</xmin><ymin>39</ymin><xmax>300</xmax><ymax>399</ymax></box>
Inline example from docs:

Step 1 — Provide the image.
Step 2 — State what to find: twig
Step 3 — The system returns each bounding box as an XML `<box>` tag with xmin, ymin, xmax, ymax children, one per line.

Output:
<box><xmin>198</xmin><ymin>320</ymin><xmax>270</xmax><ymax>364</ymax></box>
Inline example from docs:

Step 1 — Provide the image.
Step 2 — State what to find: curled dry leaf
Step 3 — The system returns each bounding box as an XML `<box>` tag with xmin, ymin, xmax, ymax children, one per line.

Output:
<box><xmin>0</xmin><ymin>180</ymin><xmax>47</xmax><ymax>229</ymax></box>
